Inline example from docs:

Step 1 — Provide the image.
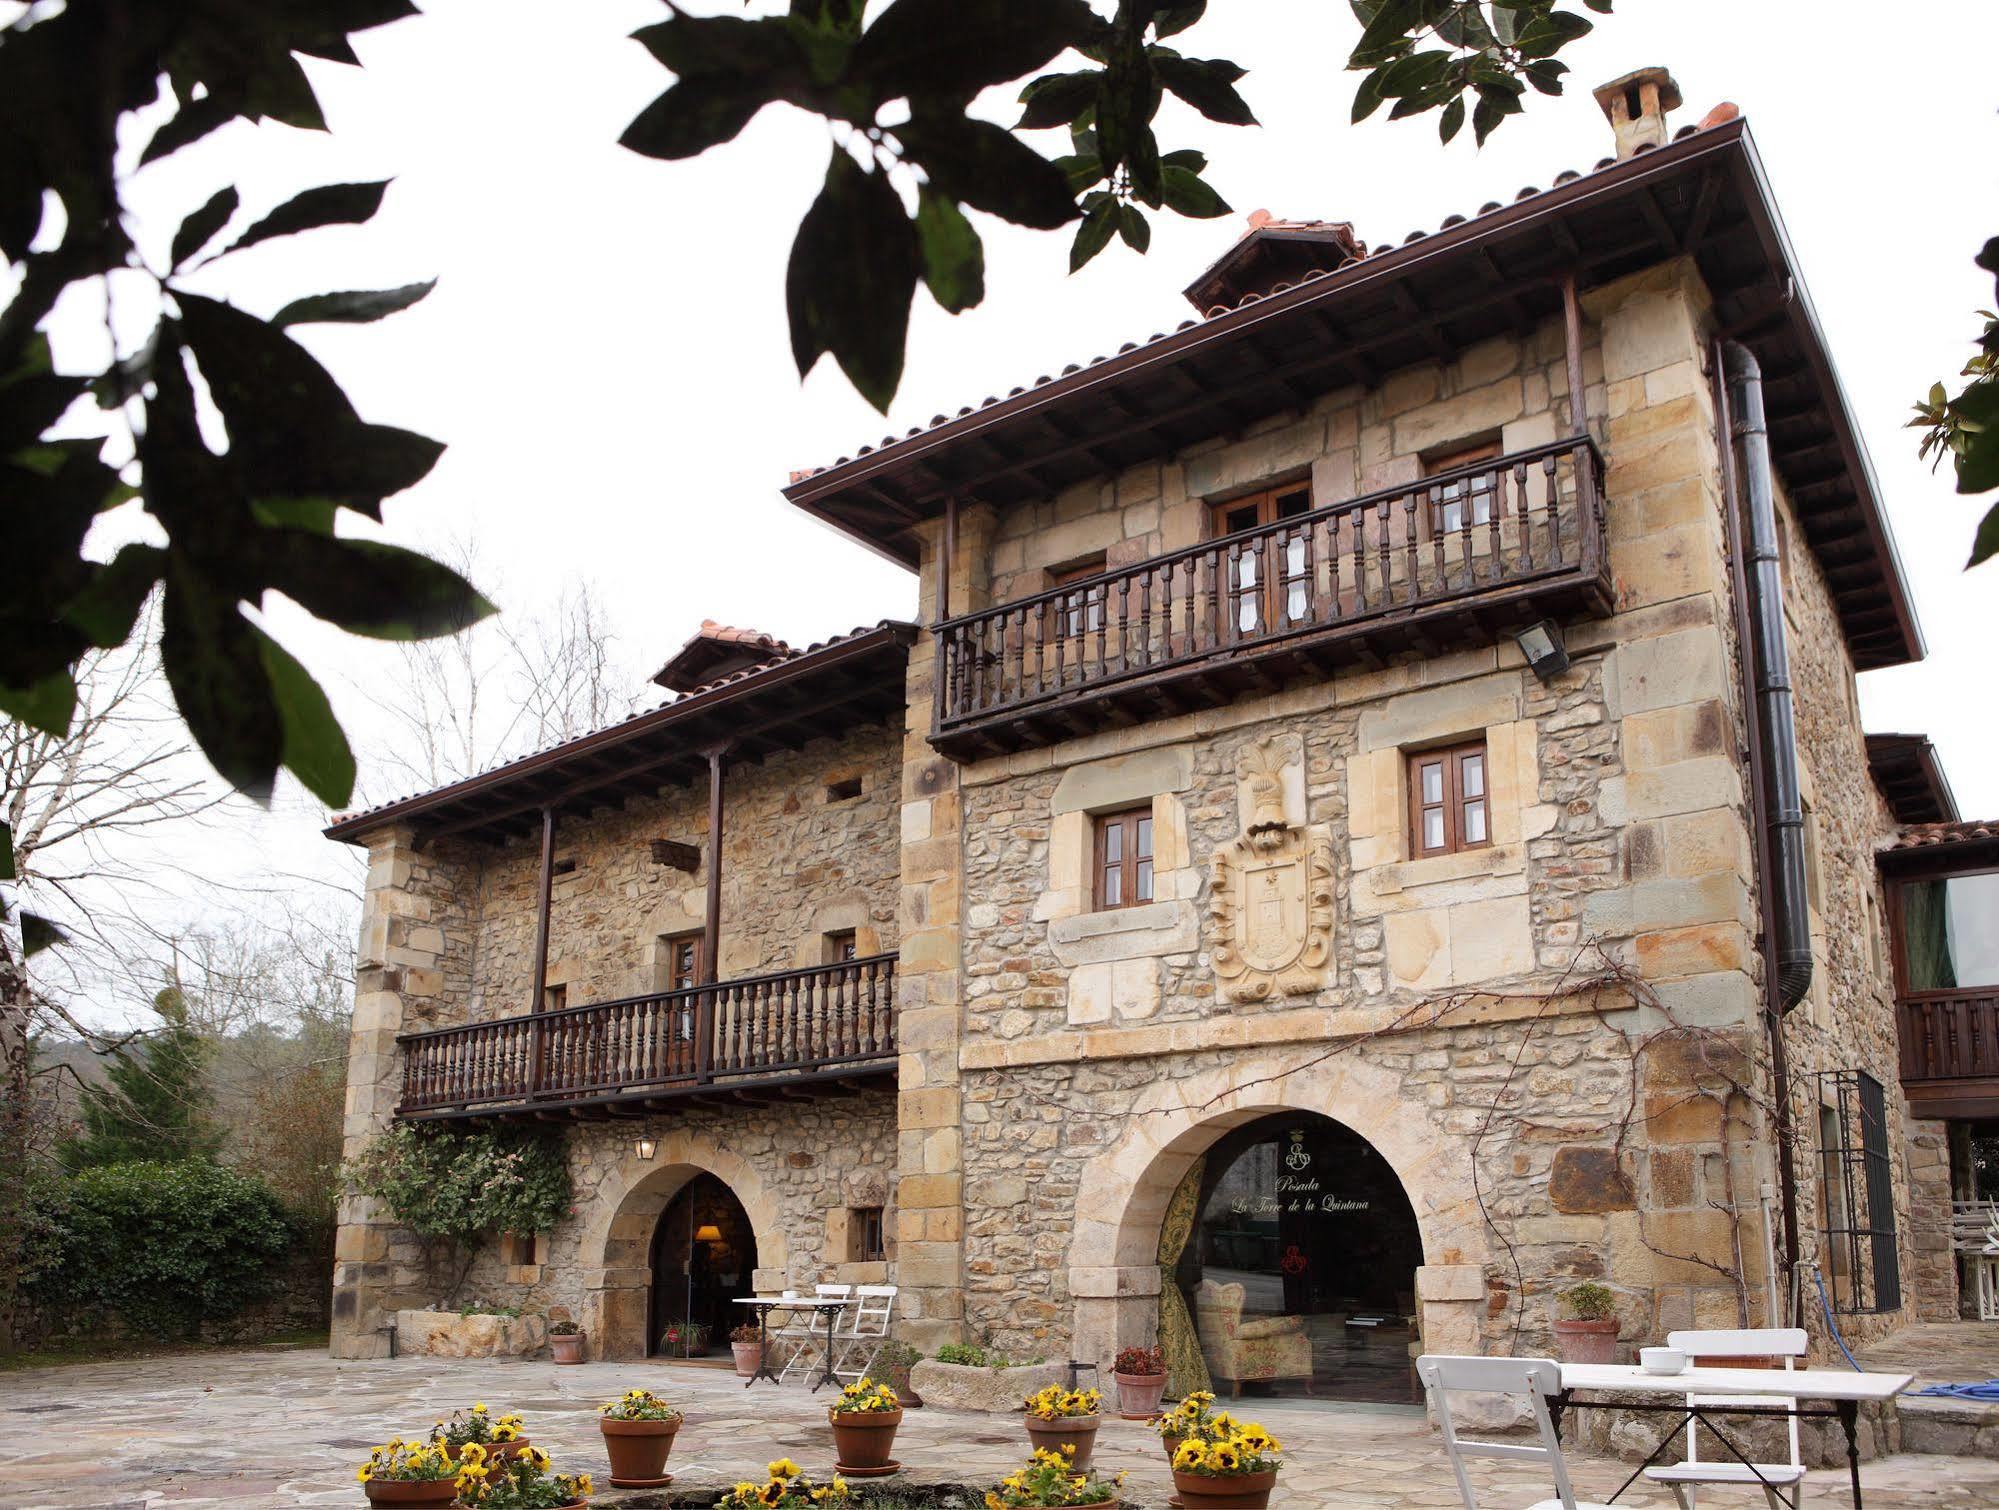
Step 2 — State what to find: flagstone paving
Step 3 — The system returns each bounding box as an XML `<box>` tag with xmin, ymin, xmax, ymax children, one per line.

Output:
<box><xmin>4</xmin><ymin>1347</ymin><xmax>1997</xmax><ymax>1508</ymax></box>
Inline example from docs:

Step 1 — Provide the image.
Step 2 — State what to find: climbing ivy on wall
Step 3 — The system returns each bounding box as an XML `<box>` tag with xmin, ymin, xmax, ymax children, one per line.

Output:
<box><xmin>346</xmin><ymin>1124</ymin><xmax>572</xmax><ymax>1243</ymax></box>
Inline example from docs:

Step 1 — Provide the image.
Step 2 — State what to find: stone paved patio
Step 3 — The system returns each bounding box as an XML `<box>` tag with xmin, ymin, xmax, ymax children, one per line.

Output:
<box><xmin>5</xmin><ymin>1347</ymin><xmax>1998</xmax><ymax>1509</ymax></box>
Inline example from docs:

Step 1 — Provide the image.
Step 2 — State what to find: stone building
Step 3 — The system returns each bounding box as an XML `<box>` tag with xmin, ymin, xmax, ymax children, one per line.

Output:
<box><xmin>331</xmin><ymin>76</ymin><xmax>1996</xmax><ymax>1395</ymax></box>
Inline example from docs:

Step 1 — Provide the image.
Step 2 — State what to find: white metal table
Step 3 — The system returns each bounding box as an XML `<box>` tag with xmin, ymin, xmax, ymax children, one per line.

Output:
<box><xmin>737</xmin><ymin>1295</ymin><xmax>853</xmax><ymax>1391</ymax></box>
<box><xmin>1554</xmin><ymin>1362</ymin><xmax>1914</xmax><ymax>1507</ymax></box>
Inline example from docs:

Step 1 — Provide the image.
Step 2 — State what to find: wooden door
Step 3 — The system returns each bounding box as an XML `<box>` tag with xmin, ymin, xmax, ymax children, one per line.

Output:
<box><xmin>1210</xmin><ymin>481</ymin><xmax>1313</xmax><ymax>637</ymax></box>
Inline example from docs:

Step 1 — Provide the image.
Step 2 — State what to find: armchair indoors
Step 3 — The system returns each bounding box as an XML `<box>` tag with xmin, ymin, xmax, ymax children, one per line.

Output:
<box><xmin>1194</xmin><ymin>1278</ymin><xmax>1314</xmax><ymax>1397</ymax></box>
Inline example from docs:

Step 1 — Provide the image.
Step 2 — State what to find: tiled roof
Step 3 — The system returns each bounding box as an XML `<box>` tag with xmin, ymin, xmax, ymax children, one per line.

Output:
<box><xmin>651</xmin><ymin>618</ymin><xmax>800</xmax><ymax>693</ymax></box>
<box><xmin>326</xmin><ymin>619</ymin><xmax>912</xmax><ymax>837</ymax></box>
<box><xmin>787</xmin><ymin>125</ymin><xmax>1720</xmax><ymax>487</ymax></box>
<box><xmin>1887</xmin><ymin>820</ymin><xmax>1999</xmax><ymax>851</ymax></box>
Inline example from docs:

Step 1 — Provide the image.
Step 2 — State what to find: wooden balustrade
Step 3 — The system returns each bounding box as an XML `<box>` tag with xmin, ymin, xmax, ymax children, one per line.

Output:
<box><xmin>1898</xmin><ymin>988</ymin><xmax>1999</xmax><ymax>1086</ymax></box>
<box><xmin>397</xmin><ymin>953</ymin><xmax>897</xmax><ymax>1116</ymax></box>
<box><xmin>933</xmin><ymin>435</ymin><xmax>1606</xmax><ymax>750</ymax></box>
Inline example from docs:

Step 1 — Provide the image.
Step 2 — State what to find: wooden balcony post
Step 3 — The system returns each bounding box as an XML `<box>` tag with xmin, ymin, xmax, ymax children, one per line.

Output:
<box><xmin>697</xmin><ymin>744</ymin><xmax>730</xmax><ymax>1080</ymax></box>
<box><xmin>527</xmin><ymin>804</ymin><xmax>556</xmax><ymax>1095</ymax></box>
<box><xmin>1561</xmin><ymin>269</ymin><xmax>1588</xmax><ymax>438</ymax></box>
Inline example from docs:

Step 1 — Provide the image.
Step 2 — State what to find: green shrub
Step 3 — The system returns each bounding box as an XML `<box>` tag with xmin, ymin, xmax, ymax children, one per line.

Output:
<box><xmin>1560</xmin><ymin>1282</ymin><xmax>1616</xmax><ymax>1321</ymax></box>
<box><xmin>345</xmin><ymin>1123</ymin><xmax>570</xmax><ymax>1242</ymax></box>
<box><xmin>24</xmin><ymin>1160</ymin><xmax>293</xmax><ymax>1339</ymax></box>
<box><xmin>933</xmin><ymin>1342</ymin><xmax>987</xmax><ymax>1367</ymax></box>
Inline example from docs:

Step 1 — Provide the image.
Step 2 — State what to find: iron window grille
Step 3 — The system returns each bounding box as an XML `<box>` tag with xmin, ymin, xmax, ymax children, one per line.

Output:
<box><xmin>1815</xmin><ymin>1068</ymin><xmax>1902</xmax><ymax>1314</ymax></box>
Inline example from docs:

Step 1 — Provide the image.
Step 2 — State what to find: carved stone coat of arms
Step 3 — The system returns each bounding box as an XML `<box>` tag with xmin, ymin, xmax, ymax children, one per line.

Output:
<box><xmin>1210</xmin><ymin>737</ymin><xmax>1335</xmax><ymax>1003</ymax></box>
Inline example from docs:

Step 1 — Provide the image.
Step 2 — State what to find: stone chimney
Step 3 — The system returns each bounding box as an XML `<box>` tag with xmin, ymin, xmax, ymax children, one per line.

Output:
<box><xmin>1592</xmin><ymin>67</ymin><xmax>1683</xmax><ymax>159</ymax></box>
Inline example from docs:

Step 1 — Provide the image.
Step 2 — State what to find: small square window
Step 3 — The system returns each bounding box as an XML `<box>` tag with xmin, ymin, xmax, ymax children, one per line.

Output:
<box><xmin>825</xmin><ymin>776</ymin><xmax>863</xmax><ymax>803</ymax></box>
<box><xmin>542</xmin><ymin>982</ymin><xmax>568</xmax><ymax>1013</ymax></box>
<box><xmin>824</xmin><ymin>929</ymin><xmax>859</xmax><ymax>964</ymax></box>
<box><xmin>1093</xmin><ymin>806</ymin><xmax>1154</xmax><ymax>911</ymax></box>
<box><xmin>1407</xmin><ymin>741</ymin><xmax>1491</xmax><ymax>858</ymax></box>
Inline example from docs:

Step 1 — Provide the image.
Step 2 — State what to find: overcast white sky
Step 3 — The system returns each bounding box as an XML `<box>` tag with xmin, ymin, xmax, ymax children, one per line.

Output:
<box><xmin>38</xmin><ymin>1</ymin><xmax>1999</xmax><ymax>1027</ymax></box>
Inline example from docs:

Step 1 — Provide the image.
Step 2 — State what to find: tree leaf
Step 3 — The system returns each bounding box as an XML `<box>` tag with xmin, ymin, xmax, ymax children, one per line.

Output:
<box><xmin>1969</xmin><ymin>498</ymin><xmax>1999</xmax><ymax>569</ymax></box>
<box><xmin>160</xmin><ymin>561</ymin><xmax>283</xmax><ymax>803</ymax></box>
<box><xmin>0</xmin><ymin>670</ymin><xmax>77</xmax><ymax>737</ymax></box>
<box><xmin>1152</xmin><ymin>2</ymin><xmax>1207</xmax><ymax>39</ymax></box>
<box><xmin>253</xmin><ymin>626</ymin><xmax>355</xmax><ymax>807</ymax></box>
<box><xmin>63</xmin><ymin>544</ymin><xmax>166</xmax><ymax>648</ymax></box>
<box><xmin>222</xmin><ymin>180</ymin><xmax>390</xmax><ymax>257</ymax></box>
<box><xmin>0</xmin><ymin>819</ymin><xmax>11</xmax><ymax>881</ymax></box>
<box><xmin>21</xmin><ymin>910</ymin><xmax>71</xmax><ymax>957</ymax></box>
<box><xmin>916</xmin><ymin>185</ymin><xmax>985</xmax><ymax>314</ymax></box>
<box><xmin>1153</xmin><ymin>56</ymin><xmax>1256</xmax><ymax>125</ymax></box>
<box><xmin>855</xmin><ymin>0</ymin><xmax>1101</xmax><ymax>102</ymax></box>
<box><xmin>1351</xmin><ymin>67</ymin><xmax>1387</xmax><ymax>123</ymax></box>
<box><xmin>1116</xmin><ymin>202</ymin><xmax>1151</xmax><ymax>252</ymax></box>
<box><xmin>1160</xmin><ymin>164</ymin><xmax>1229</xmax><ymax>218</ymax></box>
<box><xmin>171</xmin><ymin>187</ymin><xmax>239</xmax><ymax>270</ymax></box>
<box><xmin>272</xmin><ymin>280</ymin><xmax>436</xmax><ymax>327</ymax></box>
<box><xmin>139</xmin><ymin>92</ymin><xmax>239</xmax><ymax>167</ymax></box>
<box><xmin>1070</xmin><ymin>198</ymin><xmax>1118</xmax><ymax>272</ymax></box>
<box><xmin>258</xmin><ymin>533</ymin><xmax>498</xmax><ymax>641</ymax></box>
<box><xmin>785</xmin><ymin>150</ymin><xmax>920</xmax><ymax>411</ymax></box>
<box><xmin>896</xmin><ymin>113</ymin><xmax>1080</xmax><ymax>230</ymax></box>
<box><xmin>620</xmin><ymin>76</ymin><xmax>776</xmax><ymax>160</ymax></box>
<box><xmin>1438</xmin><ymin>95</ymin><xmax>1466</xmax><ymax>143</ymax></box>
<box><xmin>1018</xmin><ymin>70</ymin><xmax>1102</xmax><ymax>130</ymax></box>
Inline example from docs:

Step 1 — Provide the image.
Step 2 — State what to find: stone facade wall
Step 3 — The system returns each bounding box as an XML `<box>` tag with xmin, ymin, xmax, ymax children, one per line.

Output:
<box><xmin>466</xmin><ymin>721</ymin><xmax>902</xmax><ymax>1019</ymax></box>
<box><xmin>941</xmin><ymin>257</ymin><xmax>1793</xmax><ymax>1374</ymax></box>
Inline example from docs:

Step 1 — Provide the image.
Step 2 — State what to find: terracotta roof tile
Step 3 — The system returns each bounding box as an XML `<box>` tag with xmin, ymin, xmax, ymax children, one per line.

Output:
<box><xmin>1888</xmin><ymin>820</ymin><xmax>1999</xmax><ymax>851</ymax></box>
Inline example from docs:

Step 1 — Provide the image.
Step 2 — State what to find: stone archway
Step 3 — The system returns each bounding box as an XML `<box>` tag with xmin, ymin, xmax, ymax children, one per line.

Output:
<box><xmin>1065</xmin><ymin>1045</ymin><xmax>1491</xmax><ymax>1376</ymax></box>
<box><xmin>583</xmin><ymin>1131</ymin><xmax>788</xmax><ymax>1359</ymax></box>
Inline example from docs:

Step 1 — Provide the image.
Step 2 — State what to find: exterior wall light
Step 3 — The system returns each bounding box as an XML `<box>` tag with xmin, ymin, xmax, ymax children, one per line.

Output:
<box><xmin>634</xmin><ymin>1136</ymin><xmax>658</xmax><ymax>1161</ymax></box>
<box><xmin>1514</xmin><ymin>619</ymin><xmax>1571</xmax><ymax>683</ymax></box>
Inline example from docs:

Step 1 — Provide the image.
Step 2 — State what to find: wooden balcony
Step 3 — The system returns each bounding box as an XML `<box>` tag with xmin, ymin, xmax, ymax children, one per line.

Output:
<box><xmin>1897</xmin><ymin>988</ymin><xmax>1999</xmax><ymax>1120</ymax></box>
<box><xmin>931</xmin><ymin>436</ymin><xmax>1609</xmax><ymax>758</ymax></box>
<box><xmin>396</xmin><ymin>954</ymin><xmax>897</xmax><ymax>1123</ymax></box>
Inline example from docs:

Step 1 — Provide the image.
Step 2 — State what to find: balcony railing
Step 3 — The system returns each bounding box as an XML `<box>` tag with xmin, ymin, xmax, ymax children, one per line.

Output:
<box><xmin>932</xmin><ymin>435</ymin><xmax>1608</xmax><ymax>755</ymax></box>
<box><xmin>397</xmin><ymin>953</ymin><xmax>897</xmax><ymax>1117</ymax></box>
<box><xmin>1898</xmin><ymin>988</ymin><xmax>1999</xmax><ymax>1089</ymax></box>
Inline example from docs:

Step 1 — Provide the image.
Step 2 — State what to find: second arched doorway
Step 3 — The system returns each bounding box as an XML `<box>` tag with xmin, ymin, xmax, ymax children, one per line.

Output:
<box><xmin>647</xmin><ymin>1171</ymin><xmax>755</xmax><ymax>1358</ymax></box>
<box><xmin>1171</xmin><ymin>1111</ymin><xmax>1424</xmax><ymax>1404</ymax></box>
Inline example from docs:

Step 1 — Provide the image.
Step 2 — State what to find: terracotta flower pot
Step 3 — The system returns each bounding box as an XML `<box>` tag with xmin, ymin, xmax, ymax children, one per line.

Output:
<box><xmin>1553</xmin><ymin>1317</ymin><xmax>1620</xmax><ymax>1366</ymax></box>
<box><xmin>1171</xmin><ymin>1467</ymin><xmax>1280</xmax><ymax>1509</ymax></box>
<box><xmin>829</xmin><ymin>1407</ymin><xmax>902</xmax><ymax>1472</ymax></box>
<box><xmin>732</xmin><ymin>1340</ymin><xmax>764</xmax><ymax>1377</ymax></box>
<box><xmin>881</xmin><ymin>1366</ymin><xmax>921</xmax><ymax>1407</ymax></box>
<box><xmin>362</xmin><ymin>1480</ymin><xmax>458</xmax><ymax>1508</ymax></box>
<box><xmin>550</xmin><ymin>1332</ymin><xmax>586</xmax><ymax>1364</ymax></box>
<box><xmin>1162</xmin><ymin>1432</ymin><xmax>1184</xmax><ymax>1467</ymax></box>
<box><xmin>1114</xmin><ymin>1369</ymin><xmax>1169</xmax><ymax>1419</ymax></box>
<box><xmin>600</xmin><ymin>1417</ymin><xmax>679</xmax><ymax>1488</ymax></box>
<box><xmin>1024</xmin><ymin>1412</ymin><xmax>1100</xmax><ymax>1471</ymax></box>
<box><xmin>481</xmin><ymin>1437</ymin><xmax>532</xmax><ymax>1465</ymax></box>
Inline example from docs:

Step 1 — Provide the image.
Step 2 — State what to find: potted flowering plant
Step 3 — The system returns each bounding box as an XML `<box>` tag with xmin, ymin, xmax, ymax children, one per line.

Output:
<box><xmin>985</xmin><ymin>1447</ymin><xmax>1125</xmax><ymax>1508</ymax></box>
<box><xmin>873</xmin><ymin>1339</ymin><xmax>924</xmax><ymax>1406</ymax></box>
<box><xmin>452</xmin><ymin>1444</ymin><xmax>592</xmax><ymax>1509</ymax></box>
<box><xmin>829</xmin><ymin>1377</ymin><xmax>904</xmax><ymax>1475</ymax></box>
<box><xmin>1111</xmin><ymin>1344</ymin><xmax>1168</xmax><ymax>1420</ymax></box>
<box><xmin>729</xmin><ymin>1321</ymin><xmax>765</xmax><ymax>1377</ymax></box>
<box><xmin>1021</xmin><ymin>1384</ymin><xmax>1102</xmax><ymax>1471</ymax></box>
<box><xmin>353</xmin><ymin>1439</ymin><xmax>460</xmax><ymax>1507</ymax></box>
<box><xmin>548</xmin><ymin>1319</ymin><xmax>585</xmax><ymax>1365</ymax></box>
<box><xmin>1553</xmin><ymin>1282</ymin><xmax>1620</xmax><ymax>1365</ymax></box>
<box><xmin>431</xmin><ymin>1402</ymin><xmax>530</xmax><ymax>1463</ymax></box>
<box><xmin>1169</xmin><ymin>1419</ymin><xmax>1284</xmax><ymax>1510</ymax></box>
<box><xmin>597</xmin><ymin>1388</ymin><xmax>683</xmax><ymax>1488</ymax></box>
<box><xmin>657</xmin><ymin>1319</ymin><xmax>711</xmax><ymax>1358</ymax></box>
<box><xmin>1155</xmin><ymin>1393</ymin><xmax>1223</xmax><ymax>1469</ymax></box>
<box><xmin>721</xmin><ymin>1459</ymin><xmax>850</xmax><ymax>1508</ymax></box>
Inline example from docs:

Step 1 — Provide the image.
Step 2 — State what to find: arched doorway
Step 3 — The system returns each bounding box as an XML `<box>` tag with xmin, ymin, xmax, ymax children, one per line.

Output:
<box><xmin>647</xmin><ymin>1172</ymin><xmax>754</xmax><ymax>1358</ymax></box>
<box><xmin>1176</xmin><ymin>1111</ymin><xmax>1424</xmax><ymax>1404</ymax></box>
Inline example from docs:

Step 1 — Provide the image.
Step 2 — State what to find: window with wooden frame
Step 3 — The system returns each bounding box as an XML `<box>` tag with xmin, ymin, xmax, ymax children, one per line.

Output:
<box><xmin>1046</xmin><ymin>555</ymin><xmax>1108</xmax><ymax>641</ymax></box>
<box><xmin>656</xmin><ymin>931</ymin><xmax>703</xmax><ymax>994</ymax></box>
<box><xmin>1407</xmin><ymin>741</ymin><xmax>1490</xmax><ymax>857</ymax></box>
<box><xmin>848</xmin><ymin>1206</ymin><xmax>886</xmax><ymax>1263</ymax></box>
<box><xmin>1093</xmin><ymin>805</ymin><xmax>1155</xmax><ymax>911</ymax></box>
<box><xmin>823</xmin><ymin>929</ymin><xmax>859</xmax><ymax>964</ymax></box>
<box><xmin>1209</xmin><ymin>480</ymin><xmax>1313</xmax><ymax>633</ymax></box>
<box><xmin>542</xmin><ymin>982</ymin><xmax>568</xmax><ymax>1013</ymax></box>
<box><xmin>1423</xmin><ymin>440</ymin><xmax>1502</xmax><ymax>534</ymax></box>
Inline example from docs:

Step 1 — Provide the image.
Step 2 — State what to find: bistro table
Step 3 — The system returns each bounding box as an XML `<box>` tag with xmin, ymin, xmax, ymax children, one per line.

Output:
<box><xmin>1552</xmin><ymin>1361</ymin><xmax>1915</xmax><ymax>1508</ymax></box>
<box><xmin>734</xmin><ymin>1295</ymin><xmax>855</xmax><ymax>1391</ymax></box>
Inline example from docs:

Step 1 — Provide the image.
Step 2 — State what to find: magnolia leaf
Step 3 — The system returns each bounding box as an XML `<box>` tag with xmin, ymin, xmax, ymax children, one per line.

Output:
<box><xmin>786</xmin><ymin>150</ymin><xmax>919</xmax><ymax>411</ymax></box>
<box><xmin>1018</xmin><ymin>70</ymin><xmax>1101</xmax><ymax>130</ymax></box>
<box><xmin>273</xmin><ymin>280</ymin><xmax>436</xmax><ymax>327</ymax></box>
<box><xmin>254</xmin><ymin>626</ymin><xmax>355</xmax><ymax>807</ymax></box>
<box><xmin>1116</xmin><ymin>203</ymin><xmax>1151</xmax><ymax>253</ymax></box>
<box><xmin>160</xmin><ymin>562</ymin><xmax>284</xmax><ymax>803</ymax></box>
<box><xmin>21</xmin><ymin>910</ymin><xmax>71</xmax><ymax>958</ymax></box>
<box><xmin>63</xmin><ymin>544</ymin><xmax>166</xmax><ymax>648</ymax></box>
<box><xmin>895</xmin><ymin>114</ymin><xmax>1080</xmax><ymax>230</ymax></box>
<box><xmin>1160</xmin><ymin>165</ymin><xmax>1228</xmax><ymax>218</ymax></box>
<box><xmin>0</xmin><ymin>669</ymin><xmax>77</xmax><ymax>737</ymax></box>
<box><xmin>916</xmin><ymin>186</ymin><xmax>985</xmax><ymax>314</ymax></box>
<box><xmin>139</xmin><ymin>91</ymin><xmax>238</xmax><ymax>167</ymax></box>
<box><xmin>223</xmin><ymin>180</ymin><xmax>390</xmax><ymax>257</ymax></box>
<box><xmin>621</xmin><ymin>76</ymin><xmax>777</xmax><ymax>160</ymax></box>
<box><xmin>1070</xmin><ymin>198</ymin><xmax>1118</xmax><ymax>272</ymax></box>
<box><xmin>171</xmin><ymin>187</ymin><xmax>239</xmax><ymax>270</ymax></box>
<box><xmin>259</xmin><ymin>533</ymin><xmax>498</xmax><ymax>641</ymax></box>
<box><xmin>856</xmin><ymin>0</ymin><xmax>1100</xmax><ymax>103</ymax></box>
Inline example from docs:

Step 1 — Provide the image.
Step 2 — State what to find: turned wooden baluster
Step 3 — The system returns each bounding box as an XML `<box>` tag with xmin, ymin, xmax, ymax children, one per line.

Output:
<box><xmin>1403</xmin><ymin>492</ymin><xmax>1420</xmax><ymax>595</ymax></box>
<box><xmin>1485</xmin><ymin>466</ymin><xmax>1503</xmax><ymax>575</ymax></box>
<box><xmin>1544</xmin><ymin>452</ymin><xmax>1563</xmax><ymax>562</ymax></box>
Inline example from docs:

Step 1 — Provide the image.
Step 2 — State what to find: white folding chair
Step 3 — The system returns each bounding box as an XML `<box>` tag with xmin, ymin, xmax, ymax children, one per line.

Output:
<box><xmin>1643</xmin><ymin>1328</ymin><xmax>1808</xmax><ymax>1510</ymax></box>
<box><xmin>831</xmin><ymin>1285</ymin><xmax>897</xmax><ymax>1381</ymax></box>
<box><xmin>777</xmin><ymin>1284</ymin><xmax>852</xmax><ymax>1383</ymax></box>
<box><xmin>1416</xmin><ymin>1354</ymin><xmax>1617</xmax><ymax>1510</ymax></box>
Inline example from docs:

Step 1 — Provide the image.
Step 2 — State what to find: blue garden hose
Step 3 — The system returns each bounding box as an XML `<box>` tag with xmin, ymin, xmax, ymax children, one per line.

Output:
<box><xmin>1810</xmin><ymin>1265</ymin><xmax>1865</xmax><ymax>1372</ymax></box>
<box><xmin>1807</xmin><ymin>1261</ymin><xmax>1999</xmax><ymax>1398</ymax></box>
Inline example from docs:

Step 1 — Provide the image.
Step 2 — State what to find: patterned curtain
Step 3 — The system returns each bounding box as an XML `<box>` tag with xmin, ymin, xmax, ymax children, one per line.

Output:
<box><xmin>1156</xmin><ymin>1155</ymin><xmax>1212</xmax><ymax>1399</ymax></box>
